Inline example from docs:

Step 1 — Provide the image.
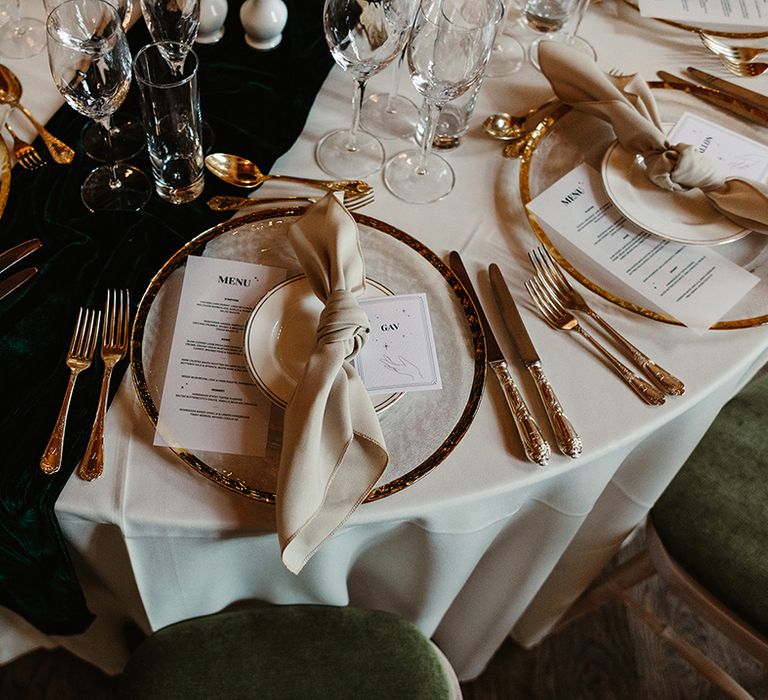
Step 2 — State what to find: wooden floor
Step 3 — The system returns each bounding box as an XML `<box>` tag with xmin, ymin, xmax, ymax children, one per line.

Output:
<box><xmin>1</xmin><ymin>532</ymin><xmax>765</xmax><ymax>699</ymax></box>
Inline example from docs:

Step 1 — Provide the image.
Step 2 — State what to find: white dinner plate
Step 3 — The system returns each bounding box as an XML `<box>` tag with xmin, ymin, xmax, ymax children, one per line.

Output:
<box><xmin>600</xmin><ymin>140</ymin><xmax>751</xmax><ymax>246</ymax></box>
<box><xmin>243</xmin><ymin>275</ymin><xmax>402</xmax><ymax>413</ymax></box>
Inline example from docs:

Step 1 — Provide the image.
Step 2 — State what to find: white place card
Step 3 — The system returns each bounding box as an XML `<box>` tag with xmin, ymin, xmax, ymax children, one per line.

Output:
<box><xmin>638</xmin><ymin>0</ymin><xmax>768</xmax><ymax>27</ymax></box>
<box><xmin>667</xmin><ymin>112</ymin><xmax>768</xmax><ymax>182</ymax></box>
<box><xmin>526</xmin><ymin>163</ymin><xmax>760</xmax><ymax>330</ymax></box>
<box><xmin>154</xmin><ymin>255</ymin><xmax>286</xmax><ymax>456</ymax></box>
<box><xmin>355</xmin><ymin>293</ymin><xmax>443</xmax><ymax>394</ymax></box>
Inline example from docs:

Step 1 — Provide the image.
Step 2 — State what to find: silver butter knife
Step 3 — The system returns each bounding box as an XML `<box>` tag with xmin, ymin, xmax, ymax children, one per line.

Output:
<box><xmin>489</xmin><ymin>264</ymin><xmax>582</xmax><ymax>459</ymax></box>
<box><xmin>656</xmin><ymin>71</ymin><xmax>768</xmax><ymax>127</ymax></box>
<box><xmin>0</xmin><ymin>239</ymin><xmax>42</xmax><ymax>277</ymax></box>
<box><xmin>449</xmin><ymin>251</ymin><xmax>551</xmax><ymax>466</ymax></box>
<box><xmin>0</xmin><ymin>266</ymin><xmax>37</xmax><ymax>302</ymax></box>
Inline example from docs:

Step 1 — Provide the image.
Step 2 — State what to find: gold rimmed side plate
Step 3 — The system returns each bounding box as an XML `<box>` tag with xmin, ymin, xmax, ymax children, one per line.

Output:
<box><xmin>130</xmin><ymin>207</ymin><xmax>486</xmax><ymax>503</ymax></box>
<box><xmin>619</xmin><ymin>0</ymin><xmax>768</xmax><ymax>38</ymax></box>
<box><xmin>519</xmin><ymin>82</ymin><xmax>768</xmax><ymax>330</ymax></box>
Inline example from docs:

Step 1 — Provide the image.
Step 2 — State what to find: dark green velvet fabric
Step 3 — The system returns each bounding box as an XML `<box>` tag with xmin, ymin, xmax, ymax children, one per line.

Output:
<box><xmin>0</xmin><ymin>1</ymin><xmax>332</xmax><ymax>635</ymax></box>
<box><xmin>652</xmin><ymin>373</ymin><xmax>768</xmax><ymax>635</ymax></box>
<box><xmin>118</xmin><ymin>605</ymin><xmax>453</xmax><ymax>700</ymax></box>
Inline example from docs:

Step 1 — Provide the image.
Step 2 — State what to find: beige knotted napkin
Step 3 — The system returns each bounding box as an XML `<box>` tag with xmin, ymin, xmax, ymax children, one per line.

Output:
<box><xmin>277</xmin><ymin>193</ymin><xmax>388</xmax><ymax>574</ymax></box>
<box><xmin>538</xmin><ymin>41</ymin><xmax>768</xmax><ymax>235</ymax></box>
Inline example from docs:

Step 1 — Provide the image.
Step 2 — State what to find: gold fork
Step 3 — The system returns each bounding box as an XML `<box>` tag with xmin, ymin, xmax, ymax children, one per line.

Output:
<box><xmin>718</xmin><ymin>55</ymin><xmax>768</xmax><ymax>77</ymax></box>
<box><xmin>525</xmin><ymin>278</ymin><xmax>666</xmax><ymax>406</ymax></box>
<box><xmin>698</xmin><ymin>31</ymin><xmax>768</xmax><ymax>63</ymax></box>
<box><xmin>77</xmin><ymin>289</ymin><xmax>130</xmax><ymax>482</ymax></box>
<box><xmin>5</xmin><ymin>123</ymin><xmax>45</xmax><ymax>170</ymax></box>
<box><xmin>207</xmin><ymin>190</ymin><xmax>375</xmax><ymax>212</ymax></box>
<box><xmin>40</xmin><ymin>308</ymin><xmax>101</xmax><ymax>475</ymax></box>
<box><xmin>528</xmin><ymin>248</ymin><xmax>685</xmax><ymax>396</ymax></box>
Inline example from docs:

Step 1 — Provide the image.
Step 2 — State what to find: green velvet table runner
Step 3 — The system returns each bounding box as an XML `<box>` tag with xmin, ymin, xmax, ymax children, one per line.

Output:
<box><xmin>0</xmin><ymin>1</ymin><xmax>332</xmax><ymax>635</ymax></box>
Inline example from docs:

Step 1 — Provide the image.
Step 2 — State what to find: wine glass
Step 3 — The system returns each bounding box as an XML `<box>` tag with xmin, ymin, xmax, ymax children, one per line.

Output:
<box><xmin>484</xmin><ymin>2</ymin><xmax>525</xmax><ymax>77</ymax></box>
<box><xmin>0</xmin><ymin>1</ymin><xmax>45</xmax><ymax>58</ymax></box>
<box><xmin>525</xmin><ymin>0</ymin><xmax>595</xmax><ymax>69</ymax></box>
<box><xmin>47</xmin><ymin>0</ymin><xmax>151</xmax><ymax>212</ymax></box>
<box><xmin>44</xmin><ymin>0</ymin><xmax>146</xmax><ymax>162</ymax></box>
<box><xmin>384</xmin><ymin>0</ymin><xmax>501</xmax><ymax>204</ymax></box>
<box><xmin>139</xmin><ymin>0</ymin><xmax>200</xmax><ymax>74</ymax></box>
<box><xmin>317</xmin><ymin>0</ymin><xmax>415</xmax><ymax>179</ymax></box>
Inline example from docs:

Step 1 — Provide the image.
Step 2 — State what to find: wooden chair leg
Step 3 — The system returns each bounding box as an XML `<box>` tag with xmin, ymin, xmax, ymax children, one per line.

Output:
<box><xmin>555</xmin><ymin>549</ymin><xmax>656</xmax><ymax>632</ymax></box>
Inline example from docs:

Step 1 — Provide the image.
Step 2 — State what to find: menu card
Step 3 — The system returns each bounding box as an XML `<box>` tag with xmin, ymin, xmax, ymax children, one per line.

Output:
<box><xmin>638</xmin><ymin>0</ymin><xmax>768</xmax><ymax>26</ymax></box>
<box><xmin>526</xmin><ymin>163</ymin><xmax>759</xmax><ymax>330</ymax></box>
<box><xmin>154</xmin><ymin>255</ymin><xmax>286</xmax><ymax>456</ymax></box>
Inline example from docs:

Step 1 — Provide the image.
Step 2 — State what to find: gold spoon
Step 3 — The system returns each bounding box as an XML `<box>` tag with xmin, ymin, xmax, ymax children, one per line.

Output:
<box><xmin>482</xmin><ymin>98</ymin><xmax>559</xmax><ymax>140</ymax></box>
<box><xmin>204</xmin><ymin>153</ymin><xmax>372</xmax><ymax>195</ymax></box>
<box><xmin>0</xmin><ymin>65</ymin><xmax>75</xmax><ymax>165</ymax></box>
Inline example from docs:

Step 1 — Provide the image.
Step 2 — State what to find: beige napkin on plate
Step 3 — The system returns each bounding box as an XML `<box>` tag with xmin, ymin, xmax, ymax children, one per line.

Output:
<box><xmin>277</xmin><ymin>192</ymin><xmax>388</xmax><ymax>574</ymax></box>
<box><xmin>538</xmin><ymin>41</ymin><xmax>768</xmax><ymax>235</ymax></box>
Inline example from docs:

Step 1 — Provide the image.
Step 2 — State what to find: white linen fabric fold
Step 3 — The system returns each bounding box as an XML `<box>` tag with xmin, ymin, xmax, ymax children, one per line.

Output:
<box><xmin>277</xmin><ymin>193</ymin><xmax>388</xmax><ymax>574</ymax></box>
<box><xmin>538</xmin><ymin>41</ymin><xmax>768</xmax><ymax>235</ymax></box>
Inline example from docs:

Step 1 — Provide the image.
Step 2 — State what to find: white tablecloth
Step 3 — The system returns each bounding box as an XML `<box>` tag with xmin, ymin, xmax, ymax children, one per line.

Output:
<box><xmin>2</xmin><ymin>1</ymin><xmax>768</xmax><ymax>682</ymax></box>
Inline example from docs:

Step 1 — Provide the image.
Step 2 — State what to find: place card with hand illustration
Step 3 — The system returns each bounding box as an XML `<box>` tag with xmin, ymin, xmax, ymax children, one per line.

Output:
<box><xmin>355</xmin><ymin>293</ymin><xmax>443</xmax><ymax>395</ymax></box>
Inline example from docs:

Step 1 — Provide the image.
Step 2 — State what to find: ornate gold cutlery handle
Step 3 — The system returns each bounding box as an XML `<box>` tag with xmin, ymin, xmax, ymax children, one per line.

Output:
<box><xmin>266</xmin><ymin>174</ymin><xmax>370</xmax><ymax>194</ymax></box>
<box><xmin>15</xmin><ymin>104</ymin><xmax>74</xmax><ymax>165</ymax></box>
<box><xmin>490</xmin><ymin>360</ymin><xmax>551</xmax><ymax>466</ymax></box>
<box><xmin>585</xmin><ymin>309</ymin><xmax>684</xmax><ymax>396</ymax></box>
<box><xmin>208</xmin><ymin>194</ymin><xmax>312</xmax><ymax>210</ymax></box>
<box><xmin>76</xmin><ymin>365</ymin><xmax>114</xmax><ymax>482</ymax></box>
<box><xmin>574</xmin><ymin>326</ymin><xmax>666</xmax><ymax>406</ymax></box>
<box><xmin>40</xmin><ymin>372</ymin><xmax>79</xmax><ymax>474</ymax></box>
<box><xmin>527</xmin><ymin>363</ymin><xmax>582</xmax><ymax>458</ymax></box>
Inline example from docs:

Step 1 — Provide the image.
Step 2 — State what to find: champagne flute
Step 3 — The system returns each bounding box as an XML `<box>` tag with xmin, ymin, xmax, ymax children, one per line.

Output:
<box><xmin>317</xmin><ymin>0</ymin><xmax>414</xmax><ymax>179</ymax></box>
<box><xmin>384</xmin><ymin>0</ymin><xmax>501</xmax><ymax>204</ymax></box>
<box><xmin>44</xmin><ymin>0</ymin><xmax>146</xmax><ymax>162</ymax></box>
<box><xmin>0</xmin><ymin>1</ymin><xmax>45</xmax><ymax>58</ymax></box>
<box><xmin>139</xmin><ymin>0</ymin><xmax>200</xmax><ymax>74</ymax></box>
<box><xmin>47</xmin><ymin>0</ymin><xmax>151</xmax><ymax>212</ymax></box>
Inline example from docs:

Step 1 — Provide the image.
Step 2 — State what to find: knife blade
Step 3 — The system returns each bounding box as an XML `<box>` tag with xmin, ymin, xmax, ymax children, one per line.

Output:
<box><xmin>449</xmin><ymin>251</ymin><xmax>550</xmax><ymax>466</ymax></box>
<box><xmin>488</xmin><ymin>263</ymin><xmax>581</xmax><ymax>458</ymax></box>
<box><xmin>685</xmin><ymin>66</ymin><xmax>768</xmax><ymax>113</ymax></box>
<box><xmin>0</xmin><ymin>266</ymin><xmax>37</xmax><ymax>302</ymax></box>
<box><xmin>0</xmin><ymin>239</ymin><xmax>42</xmax><ymax>277</ymax></box>
<box><xmin>656</xmin><ymin>71</ymin><xmax>768</xmax><ymax>127</ymax></box>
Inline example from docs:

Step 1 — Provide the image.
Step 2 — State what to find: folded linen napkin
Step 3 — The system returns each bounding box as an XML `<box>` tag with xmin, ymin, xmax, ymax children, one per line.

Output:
<box><xmin>538</xmin><ymin>41</ymin><xmax>768</xmax><ymax>235</ymax></box>
<box><xmin>277</xmin><ymin>192</ymin><xmax>388</xmax><ymax>574</ymax></box>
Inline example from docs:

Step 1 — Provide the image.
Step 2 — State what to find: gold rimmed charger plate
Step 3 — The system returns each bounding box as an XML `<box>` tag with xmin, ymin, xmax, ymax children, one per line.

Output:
<box><xmin>130</xmin><ymin>207</ymin><xmax>485</xmax><ymax>504</ymax></box>
<box><xmin>620</xmin><ymin>0</ymin><xmax>768</xmax><ymax>37</ymax></box>
<box><xmin>519</xmin><ymin>82</ymin><xmax>768</xmax><ymax>330</ymax></box>
<box><xmin>0</xmin><ymin>136</ymin><xmax>11</xmax><ymax>218</ymax></box>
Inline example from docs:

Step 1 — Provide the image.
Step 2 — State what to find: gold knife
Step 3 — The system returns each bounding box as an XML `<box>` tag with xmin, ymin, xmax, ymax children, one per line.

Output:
<box><xmin>489</xmin><ymin>264</ymin><xmax>582</xmax><ymax>459</ymax></box>
<box><xmin>685</xmin><ymin>66</ymin><xmax>768</xmax><ymax>112</ymax></box>
<box><xmin>656</xmin><ymin>71</ymin><xmax>768</xmax><ymax>127</ymax></box>
<box><xmin>449</xmin><ymin>251</ymin><xmax>551</xmax><ymax>466</ymax></box>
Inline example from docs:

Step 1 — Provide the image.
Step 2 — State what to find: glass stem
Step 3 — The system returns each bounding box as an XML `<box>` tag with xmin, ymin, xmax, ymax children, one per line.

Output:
<box><xmin>97</xmin><ymin>116</ymin><xmax>121</xmax><ymax>190</ymax></box>
<box><xmin>345</xmin><ymin>77</ymin><xmax>367</xmax><ymax>152</ymax></box>
<box><xmin>565</xmin><ymin>0</ymin><xmax>590</xmax><ymax>42</ymax></box>
<box><xmin>417</xmin><ymin>100</ymin><xmax>441</xmax><ymax>175</ymax></box>
<box><xmin>385</xmin><ymin>49</ymin><xmax>406</xmax><ymax>113</ymax></box>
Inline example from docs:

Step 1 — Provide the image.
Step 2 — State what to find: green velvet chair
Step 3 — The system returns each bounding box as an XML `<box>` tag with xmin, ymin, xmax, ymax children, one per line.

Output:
<box><xmin>118</xmin><ymin>604</ymin><xmax>461</xmax><ymax>699</ymax></box>
<box><xmin>558</xmin><ymin>373</ymin><xmax>768</xmax><ymax>700</ymax></box>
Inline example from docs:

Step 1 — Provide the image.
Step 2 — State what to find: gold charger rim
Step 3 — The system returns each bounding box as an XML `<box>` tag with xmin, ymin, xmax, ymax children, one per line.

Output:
<box><xmin>130</xmin><ymin>206</ymin><xmax>487</xmax><ymax>504</ymax></box>
<box><xmin>0</xmin><ymin>136</ymin><xmax>11</xmax><ymax>219</ymax></box>
<box><xmin>518</xmin><ymin>81</ymin><xmax>768</xmax><ymax>331</ymax></box>
<box><xmin>620</xmin><ymin>0</ymin><xmax>768</xmax><ymax>37</ymax></box>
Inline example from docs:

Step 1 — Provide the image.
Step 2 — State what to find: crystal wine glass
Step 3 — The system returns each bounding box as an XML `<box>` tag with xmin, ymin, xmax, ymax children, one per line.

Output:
<box><xmin>384</xmin><ymin>0</ymin><xmax>501</xmax><ymax>204</ymax></box>
<box><xmin>44</xmin><ymin>0</ymin><xmax>145</xmax><ymax>163</ymax></box>
<box><xmin>0</xmin><ymin>1</ymin><xmax>45</xmax><ymax>59</ymax></box>
<box><xmin>139</xmin><ymin>0</ymin><xmax>200</xmax><ymax>74</ymax></box>
<box><xmin>317</xmin><ymin>0</ymin><xmax>415</xmax><ymax>179</ymax></box>
<box><xmin>47</xmin><ymin>0</ymin><xmax>151</xmax><ymax>212</ymax></box>
<box><xmin>484</xmin><ymin>2</ymin><xmax>525</xmax><ymax>78</ymax></box>
<box><xmin>525</xmin><ymin>0</ymin><xmax>595</xmax><ymax>69</ymax></box>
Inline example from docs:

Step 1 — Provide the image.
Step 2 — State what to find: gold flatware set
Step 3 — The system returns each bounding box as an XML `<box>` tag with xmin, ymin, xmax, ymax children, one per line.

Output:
<box><xmin>698</xmin><ymin>31</ymin><xmax>768</xmax><ymax>77</ymax></box>
<box><xmin>207</xmin><ymin>190</ymin><xmax>375</xmax><ymax>212</ymax></box>
<box><xmin>40</xmin><ymin>290</ymin><xmax>131</xmax><ymax>480</ymax></box>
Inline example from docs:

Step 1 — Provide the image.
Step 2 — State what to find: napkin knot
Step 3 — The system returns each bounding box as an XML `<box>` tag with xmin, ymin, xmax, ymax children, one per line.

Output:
<box><xmin>644</xmin><ymin>143</ymin><xmax>722</xmax><ymax>193</ymax></box>
<box><xmin>317</xmin><ymin>289</ymin><xmax>370</xmax><ymax>361</ymax></box>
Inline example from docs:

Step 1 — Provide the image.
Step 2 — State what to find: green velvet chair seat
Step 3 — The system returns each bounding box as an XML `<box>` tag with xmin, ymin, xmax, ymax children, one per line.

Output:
<box><xmin>118</xmin><ymin>605</ymin><xmax>455</xmax><ymax>699</ymax></box>
<box><xmin>651</xmin><ymin>373</ymin><xmax>768</xmax><ymax>636</ymax></box>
